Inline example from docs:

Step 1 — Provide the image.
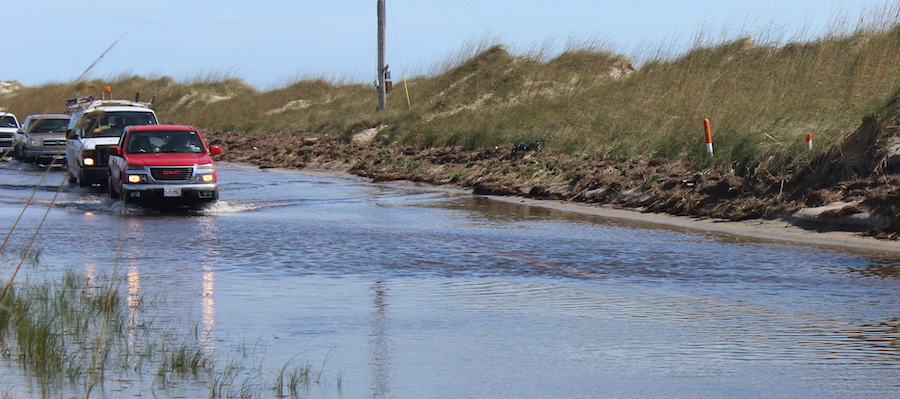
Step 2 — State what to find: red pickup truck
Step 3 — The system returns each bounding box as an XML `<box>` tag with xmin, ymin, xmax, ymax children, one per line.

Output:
<box><xmin>107</xmin><ymin>125</ymin><xmax>222</xmax><ymax>205</ymax></box>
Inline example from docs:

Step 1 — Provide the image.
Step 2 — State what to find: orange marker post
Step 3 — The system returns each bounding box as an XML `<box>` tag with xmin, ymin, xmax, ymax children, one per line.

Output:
<box><xmin>703</xmin><ymin>119</ymin><xmax>713</xmax><ymax>156</ymax></box>
<box><xmin>805</xmin><ymin>133</ymin><xmax>813</xmax><ymax>151</ymax></box>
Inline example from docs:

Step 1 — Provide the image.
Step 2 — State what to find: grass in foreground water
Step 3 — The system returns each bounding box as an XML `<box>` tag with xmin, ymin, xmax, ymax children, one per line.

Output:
<box><xmin>0</xmin><ymin>268</ymin><xmax>340</xmax><ymax>398</ymax></box>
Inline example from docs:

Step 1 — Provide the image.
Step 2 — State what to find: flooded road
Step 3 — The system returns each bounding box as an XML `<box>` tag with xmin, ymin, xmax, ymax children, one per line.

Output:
<box><xmin>2</xmin><ymin>161</ymin><xmax>900</xmax><ymax>398</ymax></box>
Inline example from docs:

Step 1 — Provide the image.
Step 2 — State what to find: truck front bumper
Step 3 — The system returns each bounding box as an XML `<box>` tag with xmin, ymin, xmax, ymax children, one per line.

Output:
<box><xmin>121</xmin><ymin>183</ymin><xmax>219</xmax><ymax>204</ymax></box>
<box><xmin>81</xmin><ymin>166</ymin><xmax>110</xmax><ymax>185</ymax></box>
<box><xmin>24</xmin><ymin>147</ymin><xmax>66</xmax><ymax>162</ymax></box>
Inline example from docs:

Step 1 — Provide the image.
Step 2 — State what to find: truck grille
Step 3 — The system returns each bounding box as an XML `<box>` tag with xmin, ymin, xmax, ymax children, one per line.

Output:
<box><xmin>151</xmin><ymin>167</ymin><xmax>193</xmax><ymax>181</ymax></box>
<box><xmin>95</xmin><ymin>145</ymin><xmax>112</xmax><ymax>167</ymax></box>
<box><xmin>44</xmin><ymin>139</ymin><xmax>66</xmax><ymax>146</ymax></box>
<box><xmin>0</xmin><ymin>132</ymin><xmax>13</xmax><ymax>149</ymax></box>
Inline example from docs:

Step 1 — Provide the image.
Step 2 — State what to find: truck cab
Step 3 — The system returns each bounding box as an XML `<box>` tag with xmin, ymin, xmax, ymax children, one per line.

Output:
<box><xmin>65</xmin><ymin>95</ymin><xmax>158</xmax><ymax>187</ymax></box>
<box><xmin>108</xmin><ymin>124</ymin><xmax>222</xmax><ymax>205</ymax></box>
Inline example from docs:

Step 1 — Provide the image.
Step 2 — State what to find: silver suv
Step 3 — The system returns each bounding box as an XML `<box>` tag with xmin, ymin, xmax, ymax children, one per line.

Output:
<box><xmin>14</xmin><ymin>114</ymin><xmax>71</xmax><ymax>165</ymax></box>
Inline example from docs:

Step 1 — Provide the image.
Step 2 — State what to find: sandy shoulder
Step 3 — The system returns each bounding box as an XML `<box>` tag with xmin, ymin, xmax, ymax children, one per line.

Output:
<box><xmin>487</xmin><ymin>195</ymin><xmax>900</xmax><ymax>256</ymax></box>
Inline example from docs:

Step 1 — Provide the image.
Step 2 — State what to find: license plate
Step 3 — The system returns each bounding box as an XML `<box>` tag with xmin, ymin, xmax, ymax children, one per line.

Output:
<box><xmin>164</xmin><ymin>187</ymin><xmax>182</xmax><ymax>197</ymax></box>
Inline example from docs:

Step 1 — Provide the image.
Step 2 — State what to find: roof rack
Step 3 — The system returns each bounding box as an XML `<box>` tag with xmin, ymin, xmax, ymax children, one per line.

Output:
<box><xmin>65</xmin><ymin>95</ymin><xmax>94</xmax><ymax>112</ymax></box>
<box><xmin>65</xmin><ymin>95</ymin><xmax>153</xmax><ymax>113</ymax></box>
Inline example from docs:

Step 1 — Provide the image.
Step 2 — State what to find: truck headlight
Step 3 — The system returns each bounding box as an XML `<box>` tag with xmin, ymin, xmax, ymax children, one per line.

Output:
<box><xmin>82</xmin><ymin>150</ymin><xmax>95</xmax><ymax>166</ymax></box>
<box><xmin>125</xmin><ymin>165</ymin><xmax>148</xmax><ymax>183</ymax></box>
<box><xmin>196</xmin><ymin>163</ymin><xmax>216</xmax><ymax>182</ymax></box>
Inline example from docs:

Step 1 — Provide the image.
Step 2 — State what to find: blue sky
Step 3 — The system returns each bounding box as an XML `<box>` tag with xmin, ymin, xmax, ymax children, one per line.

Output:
<box><xmin>2</xmin><ymin>0</ymin><xmax>895</xmax><ymax>89</ymax></box>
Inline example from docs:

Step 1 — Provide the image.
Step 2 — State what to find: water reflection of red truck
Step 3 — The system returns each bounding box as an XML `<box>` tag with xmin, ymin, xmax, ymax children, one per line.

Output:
<box><xmin>107</xmin><ymin>124</ymin><xmax>222</xmax><ymax>205</ymax></box>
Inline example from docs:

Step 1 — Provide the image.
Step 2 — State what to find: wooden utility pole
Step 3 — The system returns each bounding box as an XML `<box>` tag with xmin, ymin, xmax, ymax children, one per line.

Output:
<box><xmin>376</xmin><ymin>0</ymin><xmax>387</xmax><ymax>111</ymax></box>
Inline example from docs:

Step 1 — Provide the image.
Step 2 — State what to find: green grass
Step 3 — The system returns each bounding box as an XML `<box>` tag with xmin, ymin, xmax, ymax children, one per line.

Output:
<box><xmin>0</xmin><ymin>269</ymin><xmax>341</xmax><ymax>397</ymax></box>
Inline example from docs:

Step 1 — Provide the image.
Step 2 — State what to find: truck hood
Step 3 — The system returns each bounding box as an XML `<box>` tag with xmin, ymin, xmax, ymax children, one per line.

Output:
<box><xmin>81</xmin><ymin>137</ymin><xmax>121</xmax><ymax>149</ymax></box>
<box><xmin>125</xmin><ymin>153</ymin><xmax>215</xmax><ymax>167</ymax></box>
<box><xmin>28</xmin><ymin>132</ymin><xmax>67</xmax><ymax>140</ymax></box>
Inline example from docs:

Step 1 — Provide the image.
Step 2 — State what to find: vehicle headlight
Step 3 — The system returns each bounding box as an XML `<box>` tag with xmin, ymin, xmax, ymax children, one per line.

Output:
<box><xmin>127</xmin><ymin>174</ymin><xmax>146</xmax><ymax>184</ymax></box>
<box><xmin>125</xmin><ymin>165</ymin><xmax>148</xmax><ymax>184</ymax></box>
<box><xmin>27</xmin><ymin>139</ymin><xmax>41</xmax><ymax>147</ymax></box>
<box><xmin>82</xmin><ymin>150</ymin><xmax>94</xmax><ymax>166</ymax></box>
<box><xmin>196</xmin><ymin>163</ymin><xmax>216</xmax><ymax>182</ymax></box>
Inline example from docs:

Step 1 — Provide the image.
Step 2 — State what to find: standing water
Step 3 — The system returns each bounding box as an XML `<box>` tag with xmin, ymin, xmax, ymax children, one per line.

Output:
<box><xmin>1</xmin><ymin>161</ymin><xmax>899</xmax><ymax>398</ymax></box>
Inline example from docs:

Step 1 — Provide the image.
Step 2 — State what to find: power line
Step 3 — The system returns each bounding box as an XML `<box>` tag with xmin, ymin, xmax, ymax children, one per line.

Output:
<box><xmin>455</xmin><ymin>0</ymin><xmax>499</xmax><ymax>40</ymax></box>
<box><xmin>434</xmin><ymin>0</ymin><xmax>466</xmax><ymax>41</ymax></box>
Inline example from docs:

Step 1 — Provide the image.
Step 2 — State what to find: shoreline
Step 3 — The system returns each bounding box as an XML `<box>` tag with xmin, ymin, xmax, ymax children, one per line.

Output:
<box><xmin>210</xmin><ymin>124</ymin><xmax>900</xmax><ymax>255</ymax></box>
<box><xmin>487</xmin><ymin>195</ymin><xmax>900</xmax><ymax>255</ymax></box>
<box><xmin>350</xmin><ymin>169</ymin><xmax>900</xmax><ymax>256</ymax></box>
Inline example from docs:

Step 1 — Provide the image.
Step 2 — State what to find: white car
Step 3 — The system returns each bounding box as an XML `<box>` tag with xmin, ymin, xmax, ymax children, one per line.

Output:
<box><xmin>0</xmin><ymin>110</ymin><xmax>20</xmax><ymax>157</ymax></box>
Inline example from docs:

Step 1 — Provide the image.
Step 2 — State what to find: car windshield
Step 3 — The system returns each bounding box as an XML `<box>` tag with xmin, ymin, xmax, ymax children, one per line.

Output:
<box><xmin>127</xmin><ymin>130</ymin><xmax>204</xmax><ymax>154</ymax></box>
<box><xmin>83</xmin><ymin>111</ymin><xmax>158</xmax><ymax>138</ymax></box>
<box><xmin>0</xmin><ymin>116</ymin><xmax>17</xmax><ymax>128</ymax></box>
<box><xmin>29</xmin><ymin>118</ymin><xmax>69</xmax><ymax>133</ymax></box>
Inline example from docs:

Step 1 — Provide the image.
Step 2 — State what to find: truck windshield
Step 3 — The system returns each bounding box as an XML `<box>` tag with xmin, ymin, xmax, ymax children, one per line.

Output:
<box><xmin>83</xmin><ymin>111</ymin><xmax>158</xmax><ymax>138</ymax></box>
<box><xmin>29</xmin><ymin>118</ymin><xmax>69</xmax><ymax>133</ymax></box>
<box><xmin>128</xmin><ymin>130</ymin><xmax>204</xmax><ymax>154</ymax></box>
<box><xmin>0</xmin><ymin>116</ymin><xmax>17</xmax><ymax>128</ymax></box>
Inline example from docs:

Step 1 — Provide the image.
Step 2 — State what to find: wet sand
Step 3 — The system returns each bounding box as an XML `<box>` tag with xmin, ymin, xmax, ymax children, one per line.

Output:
<box><xmin>490</xmin><ymin>195</ymin><xmax>900</xmax><ymax>255</ymax></box>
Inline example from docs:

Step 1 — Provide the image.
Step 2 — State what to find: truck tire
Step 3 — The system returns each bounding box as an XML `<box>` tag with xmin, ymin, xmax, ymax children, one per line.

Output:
<box><xmin>14</xmin><ymin>146</ymin><xmax>24</xmax><ymax>162</ymax></box>
<box><xmin>121</xmin><ymin>188</ymin><xmax>133</xmax><ymax>204</ymax></box>
<box><xmin>108</xmin><ymin>178</ymin><xmax>119</xmax><ymax>200</ymax></box>
<box><xmin>77</xmin><ymin>170</ymin><xmax>90</xmax><ymax>187</ymax></box>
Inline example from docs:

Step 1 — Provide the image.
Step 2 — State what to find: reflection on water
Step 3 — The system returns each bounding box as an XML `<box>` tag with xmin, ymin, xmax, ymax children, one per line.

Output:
<box><xmin>850</xmin><ymin>262</ymin><xmax>900</xmax><ymax>279</ymax></box>
<box><xmin>2</xmin><ymin>163</ymin><xmax>900</xmax><ymax>397</ymax></box>
<box><xmin>369</xmin><ymin>280</ymin><xmax>392</xmax><ymax>399</ymax></box>
<box><xmin>127</xmin><ymin>262</ymin><xmax>141</xmax><ymax>368</ymax></box>
<box><xmin>201</xmin><ymin>265</ymin><xmax>216</xmax><ymax>353</ymax></box>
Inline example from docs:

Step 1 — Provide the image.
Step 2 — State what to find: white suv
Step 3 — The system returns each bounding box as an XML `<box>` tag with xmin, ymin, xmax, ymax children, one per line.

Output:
<box><xmin>65</xmin><ymin>96</ymin><xmax>158</xmax><ymax>187</ymax></box>
<box><xmin>0</xmin><ymin>110</ymin><xmax>20</xmax><ymax>157</ymax></box>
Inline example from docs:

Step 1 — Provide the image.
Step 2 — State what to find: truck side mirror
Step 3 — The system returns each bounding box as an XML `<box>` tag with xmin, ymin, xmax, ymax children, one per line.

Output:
<box><xmin>208</xmin><ymin>145</ymin><xmax>222</xmax><ymax>156</ymax></box>
<box><xmin>108</xmin><ymin>146</ymin><xmax>121</xmax><ymax>156</ymax></box>
<box><xmin>66</xmin><ymin>129</ymin><xmax>75</xmax><ymax>139</ymax></box>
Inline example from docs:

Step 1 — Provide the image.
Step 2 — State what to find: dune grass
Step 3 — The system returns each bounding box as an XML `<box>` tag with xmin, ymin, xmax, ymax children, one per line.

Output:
<box><xmin>5</xmin><ymin>7</ymin><xmax>900</xmax><ymax>182</ymax></box>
